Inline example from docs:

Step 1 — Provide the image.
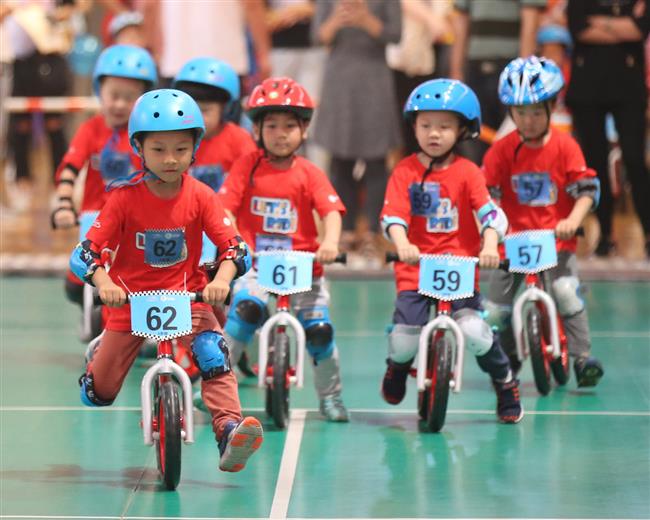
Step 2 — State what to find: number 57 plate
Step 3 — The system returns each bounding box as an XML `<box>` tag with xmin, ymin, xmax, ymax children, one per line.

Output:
<box><xmin>130</xmin><ymin>290</ymin><xmax>192</xmax><ymax>340</ymax></box>
<box><xmin>418</xmin><ymin>255</ymin><xmax>477</xmax><ymax>300</ymax></box>
<box><xmin>504</xmin><ymin>230</ymin><xmax>557</xmax><ymax>273</ymax></box>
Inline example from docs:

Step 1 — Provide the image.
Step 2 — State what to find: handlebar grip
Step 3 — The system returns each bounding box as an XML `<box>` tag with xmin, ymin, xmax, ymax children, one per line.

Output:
<box><xmin>385</xmin><ymin>252</ymin><xmax>399</xmax><ymax>263</ymax></box>
<box><xmin>576</xmin><ymin>226</ymin><xmax>585</xmax><ymax>237</ymax></box>
<box><xmin>192</xmin><ymin>291</ymin><xmax>203</xmax><ymax>303</ymax></box>
<box><xmin>335</xmin><ymin>252</ymin><xmax>347</xmax><ymax>264</ymax></box>
<box><xmin>499</xmin><ymin>259</ymin><xmax>510</xmax><ymax>271</ymax></box>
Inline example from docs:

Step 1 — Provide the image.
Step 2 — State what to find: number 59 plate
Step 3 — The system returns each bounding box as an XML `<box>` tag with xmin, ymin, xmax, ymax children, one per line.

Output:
<box><xmin>130</xmin><ymin>291</ymin><xmax>192</xmax><ymax>340</ymax></box>
<box><xmin>418</xmin><ymin>255</ymin><xmax>477</xmax><ymax>300</ymax></box>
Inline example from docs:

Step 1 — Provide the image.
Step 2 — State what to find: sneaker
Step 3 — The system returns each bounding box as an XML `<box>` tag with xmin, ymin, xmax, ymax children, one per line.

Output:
<box><xmin>237</xmin><ymin>350</ymin><xmax>257</xmax><ymax>378</ymax></box>
<box><xmin>319</xmin><ymin>395</ymin><xmax>350</xmax><ymax>422</ymax></box>
<box><xmin>574</xmin><ymin>356</ymin><xmax>604</xmax><ymax>387</ymax></box>
<box><xmin>218</xmin><ymin>417</ymin><xmax>264</xmax><ymax>472</ymax></box>
<box><xmin>493</xmin><ymin>378</ymin><xmax>524</xmax><ymax>424</ymax></box>
<box><xmin>381</xmin><ymin>359</ymin><xmax>411</xmax><ymax>405</ymax></box>
<box><xmin>192</xmin><ymin>389</ymin><xmax>208</xmax><ymax>413</ymax></box>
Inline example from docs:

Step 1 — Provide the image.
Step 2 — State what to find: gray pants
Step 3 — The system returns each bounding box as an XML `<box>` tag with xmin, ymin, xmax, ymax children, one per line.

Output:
<box><xmin>485</xmin><ymin>251</ymin><xmax>591</xmax><ymax>360</ymax></box>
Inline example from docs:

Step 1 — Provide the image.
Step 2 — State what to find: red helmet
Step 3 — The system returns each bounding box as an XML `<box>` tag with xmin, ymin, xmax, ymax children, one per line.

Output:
<box><xmin>246</xmin><ymin>77</ymin><xmax>314</xmax><ymax>122</ymax></box>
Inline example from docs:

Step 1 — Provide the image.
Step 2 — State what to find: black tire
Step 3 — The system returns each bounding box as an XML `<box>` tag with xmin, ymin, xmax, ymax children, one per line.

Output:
<box><xmin>155</xmin><ymin>381</ymin><xmax>182</xmax><ymax>490</ymax></box>
<box><xmin>550</xmin><ymin>317</ymin><xmax>570</xmax><ymax>385</ymax></box>
<box><xmin>90</xmin><ymin>304</ymin><xmax>103</xmax><ymax>342</ymax></box>
<box><xmin>271</xmin><ymin>331</ymin><xmax>290</xmax><ymax>429</ymax></box>
<box><xmin>424</xmin><ymin>335</ymin><xmax>452</xmax><ymax>433</ymax></box>
<box><xmin>527</xmin><ymin>307</ymin><xmax>551</xmax><ymax>395</ymax></box>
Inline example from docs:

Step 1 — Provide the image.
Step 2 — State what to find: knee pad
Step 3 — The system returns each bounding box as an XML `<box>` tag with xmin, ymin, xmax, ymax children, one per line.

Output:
<box><xmin>453</xmin><ymin>308</ymin><xmax>493</xmax><ymax>356</ymax></box>
<box><xmin>552</xmin><ymin>276</ymin><xmax>584</xmax><ymax>316</ymax></box>
<box><xmin>387</xmin><ymin>324</ymin><xmax>420</xmax><ymax>364</ymax></box>
<box><xmin>298</xmin><ymin>307</ymin><xmax>335</xmax><ymax>362</ymax></box>
<box><xmin>224</xmin><ymin>289</ymin><xmax>267</xmax><ymax>343</ymax></box>
<box><xmin>482</xmin><ymin>299</ymin><xmax>513</xmax><ymax>332</ymax></box>
<box><xmin>78</xmin><ymin>373</ymin><xmax>114</xmax><ymax>407</ymax></box>
<box><xmin>191</xmin><ymin>331</ymin><xmax>231</xmax><ymax>380</ymax></box>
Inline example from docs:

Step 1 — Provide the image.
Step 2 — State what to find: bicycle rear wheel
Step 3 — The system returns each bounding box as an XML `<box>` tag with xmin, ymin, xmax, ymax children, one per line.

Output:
<box><xmin>550</xmin><ymin>316</ymin><xmax>570</xmax><ymax>385</ymax></box>
<box><xmin>155</xmin><ymin>381</ymin><xmax>182</xmax><ymax>490</ymax></box>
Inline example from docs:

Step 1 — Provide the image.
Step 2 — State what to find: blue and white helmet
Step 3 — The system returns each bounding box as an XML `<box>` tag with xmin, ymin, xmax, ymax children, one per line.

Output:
<box><xmin>403</xmin><ymin>79</ymin><xmax>481</xmax><ymax>139</ymax></box>
<box><xmin>128</xmin><ymin>89</ymin><xmax>205</xmax><ymax>155</ymax></box>
<box><xmin>498</xmin><ymin>56</ymin><xmax>564</xmax><ymax>106</ymax></box>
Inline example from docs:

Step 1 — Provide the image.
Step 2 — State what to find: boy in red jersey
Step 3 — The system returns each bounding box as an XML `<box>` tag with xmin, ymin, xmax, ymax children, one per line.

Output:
<box><xmin>69</xmin><ymin>89</ymin><xmax>262</xmax><ymax>472</ymax></box>
<box><xmin>52</xmin><ymin>45</ymin><xmax>157</xmax><ymax>308</ymax></box>
<box><xmin>483</xmin><ymin>56</ymin><xmax>603</xmax><ymax>387</ymax></box>
<box><xmin>216</xmin><ymin>77</ymin><xmax>350</xmax><ymax>422</ymax></box>
<box><xmin>380</xmin><ymin>79</ymin><xmax>523</xmax><ymax>424</ymax></box>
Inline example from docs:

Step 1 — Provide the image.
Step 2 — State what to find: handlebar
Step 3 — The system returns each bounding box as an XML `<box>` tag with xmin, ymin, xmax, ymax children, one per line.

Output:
<box><xmin>94</xmin><ymin>291</ymin><xmax>204</xmax><ymax>306</ymax></box>
<box><xmin>385</xmin><ymin>252</ymin><xmax>509</xmax><ymax>271</ymax></box>
<box><xmin>252</xmin><ymin>251</ymin><xmax>347</xmax><ymax>264</ymax></box>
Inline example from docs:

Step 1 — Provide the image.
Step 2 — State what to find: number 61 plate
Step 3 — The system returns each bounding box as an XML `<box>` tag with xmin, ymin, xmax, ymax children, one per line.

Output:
<box><xmin>504</xmin><ymin>230</ymin><xmax>557</xmax><ymax>273</ymax></box>
<box><xmin>130</xmin><ymin>291</ymin><xmax>192</xmax><ymax>340</ymax></box>
<box><xmin>418</xmin><ymin>255</ymin><xmax>477</xmax><ymax>300</ymax></box>
<box><xmin>257</xmin><ymin>251</ymin><xmax>314</xmax><ymax>295</ymax></box>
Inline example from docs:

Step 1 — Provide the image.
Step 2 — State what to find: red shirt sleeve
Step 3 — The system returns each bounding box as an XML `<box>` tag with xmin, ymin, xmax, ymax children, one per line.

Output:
<box><xmin>218</xmin><ymin>152</ymin><xmax>254</xmax><ymax>214</ymax></box>
<box><xmin>380</xmin><ymin>165</ymin><xmax>412</xmax><ymax>229</ymax></box>
<box><xmin>481</xmin><ymin>142</ymin><xmax>506</xmax><ymax>191</ymax></box>
<box><xmin>85</xmin><ymin>187</ymin><xmax>125</xmax><ymax>249</ymax></box>
<box><xmin>307</xmin><ymin>164</ymin><xmax>346</xmax><ymax>217</ymax></box>
<box><xmin>55</xmin><ymin>118</ymin><xmax>94</xmax><ymax>180</ymax></box>
<box><xmin>467</xmin><ymin>165</ymin><xmax>494</xmax><ymax>212</ymax></box>
<box><xmin>563</xmin><ymin>135</ymin><xmax>597</xmax><ymax>184</ymax></box>
<box><xmin>200</xmin><ymin>186</ymin><xmax>240</xmax><ymax>249</ymax></box>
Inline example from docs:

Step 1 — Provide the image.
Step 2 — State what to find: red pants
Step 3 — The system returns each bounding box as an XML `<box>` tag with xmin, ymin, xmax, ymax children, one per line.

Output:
<box><xmin>89</xmin><ymin>308</ymin><xmax>242</xmax><ymax>441</ymax></box>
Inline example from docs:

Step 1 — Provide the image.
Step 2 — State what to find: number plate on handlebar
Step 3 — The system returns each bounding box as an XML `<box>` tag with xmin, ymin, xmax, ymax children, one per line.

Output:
<box><xmin>130</xmin><ymin>290</ymin><xmax>192</xmax><ymax>340</ymax></box>
<box><xmin>257</xmin><ymin>251</ymin><xmax>314</xmax><ymax>295</ymax></box>
<box><xmin>418</xmin><ymin>255</ymin><xmax>477</xmax><ymax>300</ymax></box>
<box><xmin>79</xmin><ymin>211</ymin><xmax>100</xmax><ymax>242</ymax></box>
<box><xmin>505</xmin><ymin>230</ymin><xmax>557</xmax><ymax>273</ymax></box>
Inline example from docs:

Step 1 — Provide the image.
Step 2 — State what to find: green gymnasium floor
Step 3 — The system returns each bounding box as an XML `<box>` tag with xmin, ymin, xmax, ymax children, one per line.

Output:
<box><xmin>1</xmin><ymin>277</ymin><xmax>649</xmax><ymax>519</ymax></box>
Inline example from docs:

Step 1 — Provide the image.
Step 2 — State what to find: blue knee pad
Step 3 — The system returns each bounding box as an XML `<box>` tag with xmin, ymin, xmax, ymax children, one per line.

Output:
<box><xmin>191</xmin><ymin>331</ymin><xmax>231</xmax><ymax>380</ymax></box>
<box><xmin>224</xmin><ymin>289</ymin><xmax>267</xmax><ymax>343</ymax></box>
<box><xmin>298</xmin><ymin>307</ymin><xmax>335</xmax><ymax>362</ymax></box>
<box><xmin>78</xmin><ymin>373</ymin><xmax>114</xmax><ymax>407</ymax></box>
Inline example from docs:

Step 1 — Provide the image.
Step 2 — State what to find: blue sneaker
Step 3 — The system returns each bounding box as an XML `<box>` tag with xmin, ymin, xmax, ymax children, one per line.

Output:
<box><xmin>575</xmin><ymin>356</ymin><xmax>604</xmax><ymax>387</ymax></box>
<box><xmin>319</xmin><ymin>395</ymin><xmax>349</xmax><ymax>422</ymax></box>
<box><xmin>218</xmin><ymin>417</ymin><xmax>263</xmax><ymax>472</ymax></box>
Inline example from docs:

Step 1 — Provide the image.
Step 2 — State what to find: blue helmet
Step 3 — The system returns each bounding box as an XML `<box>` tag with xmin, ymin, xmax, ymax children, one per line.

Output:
<box><xmin>537</xmin><ymin>24</ymin><xmax>572</xmax><ymax>50</ymax></box>
<box><xmin>128</xmin><ymin>89</ymin><xmax>206</xmax><ymax>154</ymax></box>
<box><xmin>403</xmin><ymin>79</ymin><xmax>481</xmax><ymax>139</ymax></box>
<box><xmin>498</xmin><ymin>56</ymin><xmax>564</xmax><ymax>106</ymax></box>
<box><xmin>172</xmin><ymin>57</ymin><xmax>240</xmax><ymax>101</ymax></box>
<box><xmin>92</xmin><ymin>44</ymin><xmax>157</xmax><ymax>95</ymax></box>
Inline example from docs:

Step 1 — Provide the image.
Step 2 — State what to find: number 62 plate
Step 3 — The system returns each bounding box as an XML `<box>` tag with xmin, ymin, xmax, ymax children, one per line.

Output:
<box><xmin>130</xmin><ymin>291</ymin><xmax>192</xmax><ymax>340</ymax></box>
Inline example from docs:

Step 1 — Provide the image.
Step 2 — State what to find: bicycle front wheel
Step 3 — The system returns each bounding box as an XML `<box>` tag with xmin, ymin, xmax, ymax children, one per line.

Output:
<box><xmin>424</xmin><ymin>334</ymin><xmax>452</xmax><ymax>433</ymax></box>
<box><xmin>528</xmin><ymin>307</ymin><xmax>551</xmax><ymax>395</ymax></box>
<box><xmin>271</xmin><ymin>330</ymin><xmax>290</xmax><ymax>429</ymax></box>
<box><xmin>155</xmin><ymin>381</ymin><xmax>182</xmax><ymax>490</ymax></box>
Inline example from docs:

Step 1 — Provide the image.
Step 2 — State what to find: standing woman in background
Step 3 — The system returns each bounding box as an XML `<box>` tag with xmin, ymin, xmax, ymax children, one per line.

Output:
<box><xmin>312</xmin><ymin>0</ymin><xmax>402</xmax><ymax>267</ymax></box>
<box><xmin>566</xmin><ymin>0</ymin><xmax>650</xmax><ymax>258</ymax></box>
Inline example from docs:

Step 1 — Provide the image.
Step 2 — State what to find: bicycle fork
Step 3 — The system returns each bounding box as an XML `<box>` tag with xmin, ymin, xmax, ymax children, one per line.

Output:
<box><xmin>416</xmin><ymin>301</ymin><xmax>466</xmax><ymax>393</ymax></box>
<box><xmin>141</xmin><ymin>339</ymin><xmax>195</xmax><ymax>445</ymax></box>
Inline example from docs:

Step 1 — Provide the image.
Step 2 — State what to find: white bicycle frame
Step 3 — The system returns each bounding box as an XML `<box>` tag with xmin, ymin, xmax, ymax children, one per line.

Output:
<box><xmin>80</xmin><ymin>283</ymin><xmax>97</xmax><ymax>342</ymax></box>
<box><xmin>416</xmin><ymin>311</ymin><xmax>466</xmax><ymax>394</ymax></box>
<box><xmin>257</xmin><ymin>310</ymin><xmax>306</xmax><ymax>390</ymax></box>
<box><xmin>512</xmin><ymin>283</ymin><xmax>561</xmax><ymax>362</ymax></box>
<box><xmin>140</xmin><ymin>351</ymin><xmax>195</xmax><ymax>446</ymax></box>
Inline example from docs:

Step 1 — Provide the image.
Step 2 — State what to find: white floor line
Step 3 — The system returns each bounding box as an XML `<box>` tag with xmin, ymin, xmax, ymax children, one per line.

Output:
<box><xmin>269</xmin><ymin>409</ymin><xmax>307</xmax><ymax>520</ymax></box>
<box><xmin>1</xmin><ymin>406</ymin><xmax>648</xmax><ymax>417</ymax></box>
<box><xmin>0</xmin><ymin>516</ymin><xmax>639</xmax><ymax>520</ymax></box>
<box><xmin>336</xmin><ymin>330</ymin><xmax>650</xmax><ymax>339</ymax></box>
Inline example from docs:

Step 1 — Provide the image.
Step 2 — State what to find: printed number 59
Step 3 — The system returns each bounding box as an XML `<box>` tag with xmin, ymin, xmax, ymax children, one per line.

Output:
<box><xmin>432</xmin><ymin>269</ymin><xmax>460</xmax><ymax>291</ymax></box>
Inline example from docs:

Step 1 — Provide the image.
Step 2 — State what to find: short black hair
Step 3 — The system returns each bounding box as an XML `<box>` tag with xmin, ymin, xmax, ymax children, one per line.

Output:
<box><xmin>174</xmin><ymin>81</ymin><xmax>230</xmax><ymax>104</ymax></box>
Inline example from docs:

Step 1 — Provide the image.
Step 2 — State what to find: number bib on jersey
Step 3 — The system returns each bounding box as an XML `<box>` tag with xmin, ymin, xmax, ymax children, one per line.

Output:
<box><xmin>257</xmin><ymin>251</ymin><xmax>314</xmax><ymax>295</ymax></box>
<box><xmin>504</xmin><ymin>230</ymin><xmax>558</xmax><ymax>273</ymax></box>
<box><xmin>144</xmin><ymin>229</ymin><xmax>186</xmax><ymax>267</ymax></box>
<box><xmin>513</xmin><ymin>172</ymin><xmax>556</xmax><ymax>206</ymax></box>
<box><xmin>78</xmin><ymin>211</ymin><xmax>100</xmax><ymax>241</ymax></box>
<box><xmin>409</xmin><ymin>182</ymin><xmax>440</xmax><ymax>216</ymax></box>
<box><xmin>255</xmin><ymin>234</ymin><xmax>293</xmax><ymax>252</ymax></box>
<box><xmin>200</xmin><ymin>233</ymin><xmax>217</xmax><ymax>265</ymax></box>
<box><xmin>190</xmin><ymin>164</ymin><xmax>226</xmax><ymax>192</ymax></box>
<box><xmin>130</xmin><ymin>290</ymin><xmax>192</xmax><ymax>340</ymax></box>
<box><xmin>99</xmin><ymin>149</ymin><xmax>132</xmax><ymax>183</ymax></box>
<box><xmin>418</xmin><ymin>255</ymin><xmax>477</xmax><ymax>300</ymax></box>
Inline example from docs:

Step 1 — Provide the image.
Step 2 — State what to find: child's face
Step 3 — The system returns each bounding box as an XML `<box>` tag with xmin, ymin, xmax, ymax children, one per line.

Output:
<box><xmin>414</xmin><ymin>111</ymin><xmax>461</xmax><ymax>158</ymax></box>
<box><xmin>99</xmin><ymin>76</ymin><xmax>146</xmax><ymax>128</ymax></box>
<box><xmin>255</xmin><ymin>112</ymin><xmax>306</xmax><ymax>158</ymax></box>
<box><xmin>511</xmin><ymin>103</ymin><xmax>549</xmax><ymax>141</ymax></box>
<box><xmin>139</xmin><ymin>130</ymin><xmax>195</xmax><ymax>182</ymax></box>
<box><xmin>198</xmin><ymin>100</ymin><xmax>224</xmax><ymax>138</ymax></box>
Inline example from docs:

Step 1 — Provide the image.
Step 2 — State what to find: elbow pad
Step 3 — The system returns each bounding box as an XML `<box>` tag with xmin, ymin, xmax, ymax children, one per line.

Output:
<box><xmin>219</xmin><ymin>236</ymin><xmax>252</xmax><ymax>279</ymax></box>
<box><xmin>477</xmin><ymin>201</ymin><xmax>508</xmax><ymax>242</ymax></box>
<box><xmin>566</xmin><ymin>177</ymin><xmax>600</xmax><ymax>209</ymax></box>
<box><xmin>69</xmin><ymin>240</ymin><xmax>101</xmax><ymax>285</ymax></box>
<box><xmin>381</xmin><ymin>215</ymin><xmax>408</xmax><ymax>240</ymax></box>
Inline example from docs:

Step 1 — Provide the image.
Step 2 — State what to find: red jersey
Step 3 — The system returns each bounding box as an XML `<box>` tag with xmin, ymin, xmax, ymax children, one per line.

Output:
<box><xmin>189</xmin><ymin>122</ymin><xmax>257</xmax><ymax>192</ymax></box>
<box><xmin>86</xmin><ymin>175</ymin><xmax>239</xmax><ymax>331</ymax></box>
<box><xmin>381</xmin><ymin>154</ymin><xmax>493</xmax><ymax>293</ymax></box>
<box><xmin>482</xmin><ymin>129</ymin><xmax>597</xmax><ymax>252</ymax></box>
<box><xmin>56</xmin><ymin>114</ymin><xmax>142</xmax><ymax>212</ymax></box>
<box><xmin>218</xmin><ymin>150</ymin><xmax>345</xmax><ymax>277</ymax></box>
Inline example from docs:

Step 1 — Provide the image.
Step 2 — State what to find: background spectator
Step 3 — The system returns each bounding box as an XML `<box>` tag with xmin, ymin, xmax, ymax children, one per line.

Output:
<box><xmin>312</xmin><ymin>0</ymin><xmax>402</xmax><ymax>267</ymax></box>
<box><xmin>566</xmin><ymin>0</ymin><xmax>650</xmax><ymax>258</ymax></box>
